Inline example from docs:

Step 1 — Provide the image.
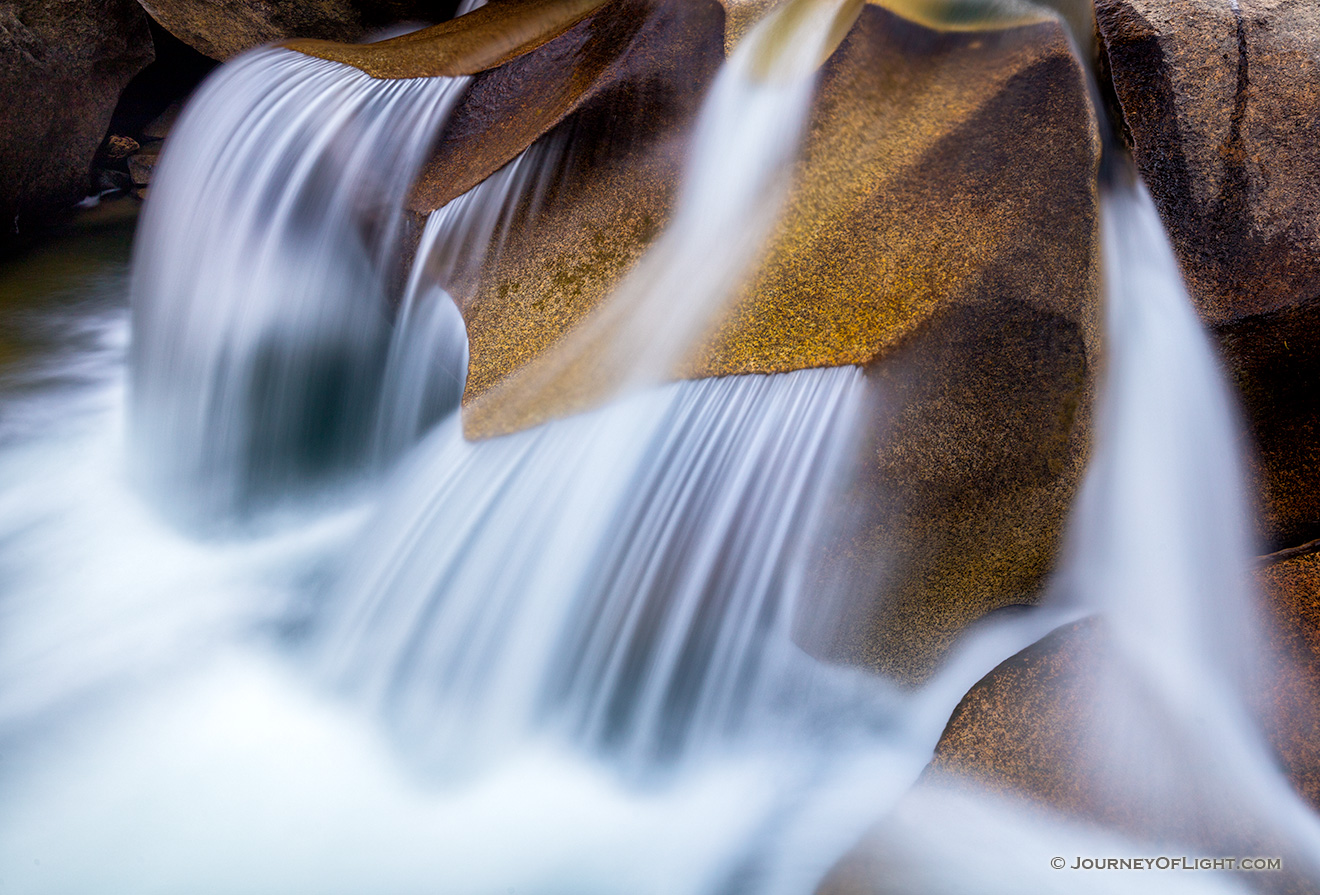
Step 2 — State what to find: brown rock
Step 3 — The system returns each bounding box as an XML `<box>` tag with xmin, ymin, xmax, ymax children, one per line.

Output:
<box><xmin>443</xmin><ymin>0</ymin><xmax>729</xmax><ymax>426</ymax></box>
<box><xmin>285</xmin><ymin>0</ymin><xmax>612</xmax><ymax>79</ymax></box>
<box><xmin>0</xmin><ymin>0</ymin><xmax>154</xmax><ymax>247</ymax></box>
<box><xmin>916</xmin><ymin>589</ymin><xmax>1320</xmax><ymax>852</ymax></box>
<box><xmin>104</xmin><ymin>134</ymin><xmax>140</xmax><ymax>160</ymax></box>
<box><xmin>459</xmin><ymin>4</ymin><xmax>1099</xmax><ymax>437</ymax></box>
<box><xmin>1097</xmin><ymin>0</ymin><xmax>1320</xmax><ymax>548</ymax></box>
<box><xmin>409</xmin><ymin>0</ymin><xmax>702</xmax><ymax>213</ymax></box>
<box><xmin>1255</xmin><ymin>550</ymin><xmax>1320</xmax><ymax>811</ymax></box>
<box><xmin>127</xmin><ymin>145</ymin><xmax>161</xmax><ymax>186</ymax></box>
<box><xmin>136</xmin><ymin>0</ymin><xmax>463</xmax><ymax>61</ymax></box>
<box><xmin>141</xmin><ymin>101</ymin><xmax>182</xmax><ymax>140</ymax></box>
<box><xmin>922</xmin><ymin>619</ymin><xmax>1117</xmax><ymax>819</ymax></box>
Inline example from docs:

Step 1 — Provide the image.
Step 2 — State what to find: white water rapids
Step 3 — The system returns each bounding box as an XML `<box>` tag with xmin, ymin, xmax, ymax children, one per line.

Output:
<box><xmin>0</xmin><ymin>1</ymin><xmax>1315</xmax><ymax>893</ymax></box>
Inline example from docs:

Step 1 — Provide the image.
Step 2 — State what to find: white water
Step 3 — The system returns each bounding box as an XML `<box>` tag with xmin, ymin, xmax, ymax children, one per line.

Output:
<box><xmin>372</xmin><ymin>137</ymin><xmax>566</xmax><ymax>462</ymax></box>
<box><xmin>130</xmin><ymin>49</ymin><xmax>470</xmax><ymax>522</ymax></box>
<box><xmin>0</xmin><ymin>2</ymin><xmax>1315</xmax><ymax>893</ymax></box>
<box><xmin>1049</xmin><ymin>181</ymin><xmax>1320</xmax><ymax>869</ymax></box>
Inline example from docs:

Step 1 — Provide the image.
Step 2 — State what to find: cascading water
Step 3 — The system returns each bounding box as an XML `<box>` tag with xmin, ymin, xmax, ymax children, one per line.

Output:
<box><xmin>1050</xmin><ymin>178</ymin><xmax>1320</xmax><ymax>869</ymax></box>
<box><xmin>322</xmin><ymin>367</ymin><xmax>886</xmax><ymax>773</ymax></box>
<box><xmin>372</xmin><ymin>137</ymin><xmax>566</xmax><ymax>463</ymax></box>
<box><xmin>130</xmin><ymin>48</ymin><xmax>469</xmax><ymax>521</ymax></box>
<box><xmin>0</xmin><ymin>0</ymin><xmax>1316</xmax><ymax>893</ymax></box>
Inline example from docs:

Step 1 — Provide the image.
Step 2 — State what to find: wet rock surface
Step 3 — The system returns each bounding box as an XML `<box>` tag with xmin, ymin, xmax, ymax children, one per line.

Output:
<box><xmin>919</xmin><ymin>578</ymin><xmax>1320</xmax><ymax>819</ymax></box>
<box><xmin>816</xmin><ymin>589</ymin><xmax>1320</xmax><ymax>894</ymax></box>
<box><xmin>1097</xmin><ymin>0</ymin><xmax>1320</xmax><ymax>550</ymax></box>
<box><xmin>0</xmin><ymin>0</ymin><xmax>154</xmax><ymax>249</ymax></box>
<box><xmin>135</xmin><ymin>0</ymin><xmax>463</xmax><ymax>61</ymax></box>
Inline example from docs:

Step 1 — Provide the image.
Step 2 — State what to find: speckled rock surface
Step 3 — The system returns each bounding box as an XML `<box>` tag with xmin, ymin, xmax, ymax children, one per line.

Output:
<box><xmin>918</xmin><ymin>573</ymin><xmax>1320</xmax><ymax>819</ymax></box>
<box><xmin>457</xmin><ymin>2</ymin><xmax>1099</xmax><ymax>445</ymax></box>
<box><xmin>1256</xmin><ymin>551</ymin><xmax>1320</xmax><ymax>810</ymax></box>
<box><xmin>1097</xmin><ymin>0</ymin><xmax>1320</xmax><ymax>549</ymax></box>
<box><xmin>137</xmin><ymin>0</ymin><xmax>460</xmax><ymax>60</ymax></box>
<box><xmin>0</xmin><ymin>0</ymin><xmax>154</xmax><ymax>249</ymax></box>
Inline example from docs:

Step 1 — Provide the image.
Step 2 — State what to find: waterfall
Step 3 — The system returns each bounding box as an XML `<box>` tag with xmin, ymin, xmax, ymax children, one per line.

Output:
<box><xmin>320</xmin><ymin>367</ymin><xmax>884</xmax><ymax>772</ymax></box>
<box><xmin>129</xmin><ymin>49</ymin><xmax>469</xmax><ymax>522</ymax></box>
<box><xmin>371</xmin><ymin>137</ymin><xmax>565</xmax><ymax>463</ymax></box>
<box><xmin>1049</xmin><ymin>178</ymin><xmax>1320</xmax><ymax>869</ymax></box>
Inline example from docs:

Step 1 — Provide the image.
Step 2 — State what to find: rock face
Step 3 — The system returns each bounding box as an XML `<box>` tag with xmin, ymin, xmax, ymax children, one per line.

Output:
<box><xmin>285</xmin><ymin>0</ymin><xmax>612</xmax><ymax>79</ymax></box>
<box><xmin>136</xmin><ymin>0</ymin><xmax>463</xmax><ymax>60</ymax></box>
<box><xmin>923</xmin><ymin>587</ymin><xmax>1320</xmax><ymax>819</ymax></box>
<box><xmin>0</xmin><ymin>0</ymin><xmax>154</xmax><ymax>247</ymax></box>
<box><xmin>1256</xmin><ymin>551</ymin><xmax>1320</xmax><ymax>810</ymax></box>
<box><xmin>1096</xmin><ymin>0</ymin><xmax>1320</xmax><ymax>549</ymax></box>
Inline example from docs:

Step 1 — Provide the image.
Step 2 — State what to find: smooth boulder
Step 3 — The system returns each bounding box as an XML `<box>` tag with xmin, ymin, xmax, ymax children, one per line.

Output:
<box><xmin>136</xmin><ymin>0</ymin><xmax>463</xmax><ymax>60</ymax></box>
<box><xmin>0</xmin><ymin>0</ymin><xmax>154</xmax><ymax>247</ymax></box>
<box><xmin>421</xmin><ymin>0</ymin><xmax>1102</xmax><ymax>682</ymax></box>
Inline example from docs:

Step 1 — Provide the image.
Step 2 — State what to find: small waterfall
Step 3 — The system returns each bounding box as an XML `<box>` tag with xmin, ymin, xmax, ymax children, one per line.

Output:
<box><xmin>320</xmin><ymin>366</ymin><xmax>880</xmax><ymax>771</ymax></box>
<box><xmin>3</xmin><ymin>0</ymin><xmax>1316</xmax><ymax>892</ymax></box>
<box><xmin>372</xmin><ymin>138</ymin><xmax>565</xmax><ymax>463</ymax></box>
<box><xmin>1046</xmin><ymin>178</ymin><xmax>1320</xmax><ymax>869</ymax></box>
<box><xmin>312</xmin><ymin>0</ymin><xmax>875</xmax><ymax>773</ymax></box>
<box><xmin>130</xmin><ymin>49</ymin><xmax>468</xmax><ymax>521</ymax></box>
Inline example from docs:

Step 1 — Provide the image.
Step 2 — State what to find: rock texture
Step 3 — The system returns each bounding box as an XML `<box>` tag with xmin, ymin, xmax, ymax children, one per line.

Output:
<box><xmin>1256</xmin><ymin>550</ymin><xmax>1320</xmax><ymax>810</ymax></box>
<box><xmin>285</xmin><ymin>0</ymin><xmax>611</xmax><ymax>79</ymax></box>
<box><xmin>136</xmin><ymin>0</ymin><xmax>463</xmax><ymax>60</ymax></box>
<box><xmin>1097</xmin><ymin>0</ymin><xmax>1320</xmax><ymax>549</ymax></box>
<box><xmin>922</xmin><ymin>588</ymin><xmax>1320</xmax><ymax>820</ymax></box>
<box><xmin>0</xmin><ymin>0</ymin><xmax>154</xmax><ymax>246</ymax></box>
<box><xmin>458</xmin><ymin>3</ymin><xmax>1100</xmax><ymax>446</ymax></box>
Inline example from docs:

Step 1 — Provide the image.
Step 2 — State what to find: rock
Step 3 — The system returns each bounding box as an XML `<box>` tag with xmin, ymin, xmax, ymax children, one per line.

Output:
<box><xmin>438</xmin><ymin>0</ymin><xmax>729</xmax><ymax>425</ymax></box>
<box><xmin>136</xmin><ymin>0</ymin><xmax>465</xmax><ymax>61</ymax></box>
<box><xmin>104</xmin><ymin>135</ymin><xmax>140</xmax><ymax>160</ymax></box>
<box><xmin>127</xmin><ymin>145</ymin><xmax>161</xmax><ymax>186</ymax></box>
<box><xmin>141</xmin><ymin>101</ymin><xmax>182</xmax><ymax>140</ymax></box>
<box><xmin>1096</xmin><ymin>0</ymin><xmax>1320</xmax><ymax>549</ymax></box>
<box><xmin>282</xmin><ymin>0</ymin><xmax>669</xmax><ymax>216</ymax></box>
<box><xmin>919</xmin><ymin>588</ymin><xmax>1320</xmax><ymax>833</ymax></box>
<box><xmin>459</xmin><ymin>2</ymin><xmax>1100</xmax><ymax>444</ymax></box>
<box><xmin>0</xmin><ymin>0</ymin><xmax>154</xmax><ymax>247</ymax></box>
<box><xmin>285</xmin><ymin>0</ymin><xmax>613</xmax><ymax>78</ymax></box>
<box><xmin>1255</xmin><ymin>550</ymin><xmax>1320</xmax><ymax>811</ymax></box>
<box><xmin>814</xmin><ymin>600</ymin><xmax>1320</xmax><ymax>894</ymax></box>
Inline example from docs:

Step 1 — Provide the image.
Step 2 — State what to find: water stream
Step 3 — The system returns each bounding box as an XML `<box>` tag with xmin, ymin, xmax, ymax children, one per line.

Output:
<box><xmin>0</xmin><ymin>1</ymin><xmax>1314</xmax><ymax>893</ymax></box>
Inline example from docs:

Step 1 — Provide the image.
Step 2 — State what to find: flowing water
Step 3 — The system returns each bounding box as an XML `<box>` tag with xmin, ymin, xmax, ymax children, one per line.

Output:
<box><xmin>0</xmin><ymin>2</ymin><xmax>1315</xmax><ymax>893</ymax></box>
<box><xmin>130</xmin><ymin>48</ymin><xmax>470</xmax><ymax>522</ymax></box>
